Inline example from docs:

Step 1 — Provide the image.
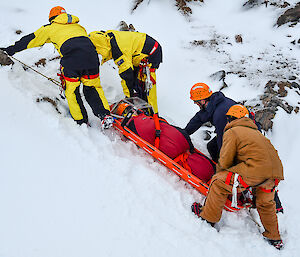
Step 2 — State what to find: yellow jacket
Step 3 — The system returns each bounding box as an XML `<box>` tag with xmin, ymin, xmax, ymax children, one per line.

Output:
<box><xmin>6</xmin><ymin>13</ymin><xmax>99</xmax><ymax>69</ymax></box>
<box><xmin>89</xmin><ymin>30</ymin><xmax>161</xmax><ymax>113</ymax></box>
<box><xmin>89</xmin><ymin>30</ymin><xmax>148</xmax><ymax>74</ymax></box>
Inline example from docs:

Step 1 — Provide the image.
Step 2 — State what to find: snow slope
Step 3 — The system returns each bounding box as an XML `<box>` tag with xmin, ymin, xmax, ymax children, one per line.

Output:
<box><xmin>0</xmin><ymin>0</ymin><xmax>300</xmax><ymax>256</ymax></box>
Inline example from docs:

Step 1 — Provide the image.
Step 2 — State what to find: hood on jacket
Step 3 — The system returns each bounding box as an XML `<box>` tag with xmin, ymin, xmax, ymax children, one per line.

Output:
<box><xmin>225</xmin><ymin>117</ymin><xmax>258</xmax><ymax>132</ymax></box>
<box><xmin>204</xmin><ymin>91</ymin><xmax>226</xmax><ymax>113</ymax></box>
<box><xmin>52</xmin><ymin>13</ymin><xmax>79</xmax><ymax>25</ymax></box>
<box><xmin>88</xmin><ymin>31</ymin><xmax>112</xmax><ymax>64</ymax></box>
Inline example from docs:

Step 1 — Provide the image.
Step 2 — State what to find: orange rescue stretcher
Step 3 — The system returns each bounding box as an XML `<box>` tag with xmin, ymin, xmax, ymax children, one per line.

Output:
<box><xmin>110</xmin><ymin>97</ymin><xmax>247</xmax><ymax>212</ymax></box>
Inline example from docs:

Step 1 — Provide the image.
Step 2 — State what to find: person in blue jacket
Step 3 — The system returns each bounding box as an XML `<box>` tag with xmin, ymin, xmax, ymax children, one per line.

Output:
<box><xmin>184</xmin><ymin>83</ymin><xmax>236</xmax><ymax>162</ymax></box>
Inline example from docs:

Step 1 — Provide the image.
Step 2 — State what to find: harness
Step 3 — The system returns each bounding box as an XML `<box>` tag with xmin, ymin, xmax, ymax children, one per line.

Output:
<box><xmin>138</xmin><ymin>60</ymin><xmax>156</xmax><ymax>88</ymax></box>
<box><xmin>225</xmin><ymin>172</ymin><xmax>279</xmax><ymax>208</ymax></box>
<box><xmin>57</xmin><ymin>65</ymin><xmax>100</xmax><ymax>89</ymax></box>
<box><xmin>138</xmin><ymin>41</ymin><xmax>159</xmax><ymax>92</ymax></box>
<box><xmin>153</xmin><ymin>113</ymin><xmax>161</xmax><ymax>148</ymax></box>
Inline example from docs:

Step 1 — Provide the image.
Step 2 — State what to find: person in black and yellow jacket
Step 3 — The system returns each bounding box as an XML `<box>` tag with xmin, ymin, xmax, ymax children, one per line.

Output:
<box><xmin>88</xmin><ymin>30</ymin><xmax>162</xmax><ymax>114</ymax></box>
<box><xmin>1</xmin><ymin>6</ymin><xmax>113</xmax><ymax>128</ymax></box>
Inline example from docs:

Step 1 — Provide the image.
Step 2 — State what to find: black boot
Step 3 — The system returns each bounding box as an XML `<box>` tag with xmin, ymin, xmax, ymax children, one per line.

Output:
<box><xmin>264</xmin><ymin>237</ymin><xmax>284</xmax><ymax>250</ymax></box>
<box><xmin>191</xmin><ymin>202</ymin><xmax>215</xmax><ymax>228</ymax></box>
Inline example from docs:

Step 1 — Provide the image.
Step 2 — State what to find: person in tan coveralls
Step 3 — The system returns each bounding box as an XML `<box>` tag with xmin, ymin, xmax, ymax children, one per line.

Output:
<box><xmin>191</xmin><ymin>104</ymin><xmax>284</xmax><ymax>250</ymax></box>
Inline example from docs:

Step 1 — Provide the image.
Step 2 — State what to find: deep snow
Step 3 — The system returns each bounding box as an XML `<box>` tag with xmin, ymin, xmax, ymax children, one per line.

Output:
<box><xmin>0</xmin><ymin>0</ymin><xmax>300</xmax><ymax>256</ymax></box>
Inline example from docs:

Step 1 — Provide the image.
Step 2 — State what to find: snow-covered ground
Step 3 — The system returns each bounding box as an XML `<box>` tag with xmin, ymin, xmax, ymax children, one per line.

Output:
<box><xmin>0</xmin><ymin>0</ymin><xmax>300</xmax><ymax>256</ymax></box>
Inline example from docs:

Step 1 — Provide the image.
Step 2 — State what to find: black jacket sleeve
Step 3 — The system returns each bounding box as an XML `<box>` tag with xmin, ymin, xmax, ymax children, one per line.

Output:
<box><xmin>184</xmin><ymin>110</ymin><xmax>210</xmax><ymax>135</ymax></box>
<box><xmin>5</xmin><ymin>33</ymin><xmax>35</xmax><ymax>56</ymax></box>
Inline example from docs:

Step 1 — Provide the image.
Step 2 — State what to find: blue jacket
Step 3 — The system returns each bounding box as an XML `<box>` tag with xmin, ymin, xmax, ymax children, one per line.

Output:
<box><xmin>184</xmin><ymin>92</ymin><xmax>236</xmax><ymax>150</ymax></box>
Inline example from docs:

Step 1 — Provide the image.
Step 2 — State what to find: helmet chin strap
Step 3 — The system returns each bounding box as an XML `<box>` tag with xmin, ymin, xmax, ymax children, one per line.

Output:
<box><xmin>199</xmin><ymin>100</ymin><xmax>209</xmax><ymax>111</ymax></box>
<box><xmin>199</xmin><ymin>103</ymin><xmax>206</xmax><ymax>111</ymax></box>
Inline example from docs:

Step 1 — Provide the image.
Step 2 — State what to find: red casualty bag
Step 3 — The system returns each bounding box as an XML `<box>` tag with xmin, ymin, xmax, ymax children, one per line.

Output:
<box><xmin>175</xmin><ymin>152</ymin><xmax>215</xmax><ymax>183</ymax></box>
<box><xmin>128</xmin><ymin>114</ymin><xmax>191</xmax><ymax>159</ymax></box>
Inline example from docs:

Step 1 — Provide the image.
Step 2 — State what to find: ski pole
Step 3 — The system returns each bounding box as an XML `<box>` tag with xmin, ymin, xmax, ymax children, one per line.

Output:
<box><xmin>8</xmin><ymin>55</ymin><xmax>65</xmax><ymax>99</ymax></box>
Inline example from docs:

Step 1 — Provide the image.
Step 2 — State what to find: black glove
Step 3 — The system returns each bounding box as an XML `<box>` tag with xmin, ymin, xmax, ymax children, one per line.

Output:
<box><xmin>191</xmin><ymin>202</ymin><xmax>203</xmax><ymax>218</ymax></box>
<box><xmin>0</xmin><ymin>46</ymin><xmax>15</xmax><ymax>56</ymax></box>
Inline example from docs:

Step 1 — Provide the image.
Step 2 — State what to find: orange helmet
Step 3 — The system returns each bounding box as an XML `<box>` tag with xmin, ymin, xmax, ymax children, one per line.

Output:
<box><xmin>115</xmin><ymin>103</ymin><xmax>131</xmax><ymax>116</ymax></box>
<box><xmin>190</xmin><ymin>83</ymin><xmax>213</xmax><ymax>101</ymax></box>
<box><xmin>49</xmin><ymin>6</ymin><xmax>66</xmax><ymax>22</ymax></box>
<box><xmin>226</xmin><ymin>104</ymin><xmax>249</xmax><ymax>119</ymax></box>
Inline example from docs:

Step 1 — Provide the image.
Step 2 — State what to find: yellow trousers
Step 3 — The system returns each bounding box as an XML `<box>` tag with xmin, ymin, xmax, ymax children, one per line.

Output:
<box><xmin>64</xmin><ymin>73</ymin><xmax>110</xmax><ymax>123</ymax></box>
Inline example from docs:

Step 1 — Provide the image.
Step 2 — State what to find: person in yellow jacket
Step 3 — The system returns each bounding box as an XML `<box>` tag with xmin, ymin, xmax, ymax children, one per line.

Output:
<box><xmin>191</xmin><ymin>105</ymin><xmax>284</xmax><ymax>250</ymax></box>
<box><xmin>1</xmin><ymin>6</ymin><xmax>113</xmax><ymax>128</ymax></box>
<box><xmin>88</xmin><ymin>30</ymin><xmax>162</xmax><ymax>114</ymax></box>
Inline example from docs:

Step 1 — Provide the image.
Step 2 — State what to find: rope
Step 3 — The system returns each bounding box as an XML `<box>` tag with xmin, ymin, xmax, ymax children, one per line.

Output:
<box><xmin>8</xmin><ymin>55</ymin><xmax>65</xmax><ymax>99</ymax></box>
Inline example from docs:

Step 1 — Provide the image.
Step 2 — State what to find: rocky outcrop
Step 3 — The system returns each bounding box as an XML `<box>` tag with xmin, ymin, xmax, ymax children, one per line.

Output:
<box><xmin>131</xmin><ymin>0</ymin><xmax>204</xmax><ymax>16</ymax></box>
<box><xmin>277</xmin><ymin>3</ymin><xmax>300</xmax><ymax>26</ymax></box>
<box><xmin>209</xmin><ymin>70</ymin><xmax>228</xmax><ymax>90</ymax></box>
<box><xmin>243</xmin><ymin>0</ymin><xmax>290</xmax><ymax>9</ymax></box>
<box><xmin>117</xmin><ymin>21</ymin><xmax>136</xmax><ymax>32</ymax></box>
<box><xmin>175</xmin><ymin>0</ymin><xmax>204</xmax><ymax>16</ymax></box>
<box><xmin>209</xmin><ymin>68</ymin><xmax>299</xmax><ymax>131</ymax></box>
<box><xmin>247</xmin><ymin>80</ymin><xmax>299</xmax><ymax>131</ymax></box>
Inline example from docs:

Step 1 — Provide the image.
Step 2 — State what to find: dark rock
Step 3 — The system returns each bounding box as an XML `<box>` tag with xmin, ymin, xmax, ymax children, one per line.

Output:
<box><xmin>132</xmin><ymin>0</ymin><xmax>204</xmax><ymax>16</ymax></box>
<box><xmin>244</xmin><ymin>0</ymin><xmax>290</xmax><ymax>9</ymax></box>
<box><xmin>15</xmin><ymin>30</ymin><xmax>22</xmax><ymax>34</ymax></box>
<box><xmin>210</xmin><ymin>70</ymin><xmax>226</xmax><ymax>81</ymax></box>
<box><xmin>235</xmin><ymin>34</ymin><xmax>243</xmax><ymax>43</ymax></box>
<box><xmin>118</xmin><ymin>21</ymin><xmax>129</xmax><ymax>31</ymax></box>
<box><xmin>247</xmin><ymin>80</ymin><xmax>297</xmax><ymax>130</ymax></box>
<box><xmin>219</xmin><ymin>82</ymin><xmax>228</xmax><ymax>90</ymax></box>
<box><xmin>277</xmin><ymin>81</ymin><xmax>289</xmax><ymax>97</ymax></box>
<box><xmin>291</xmin><ymin>81</ymin><xmax>300</xmax><ymax>89</ymax></box>
<box><xmin>118</xmin><ymin>21</ymin><xmax>136</xmax><ymax>32</ymax></box>
<box><xmin>36</xmin><ymin>97</ymin><xmax>61</xmax><ymax>114</ymax></box>
<box><xmin>255</xmin><ymin>108</ymin><xmax>275</xmax><ymax>131</ymax></box>
<box><xmin>277</xmin><ymin>4</ymin><xmax>300</xmax><ymax>26</ymax></box>
<box><xmin>176</xmin><ymin>0</ymin><xmax>192</xmax><ymax>15</ymax></box>
<box><xmin>35</xmin><ymin>58</ymin><xmax>46</xmax><ymax>67</ymax></box>
<box><xmin>191</xmin><ymin>39</ymin><xmax>218</xmax><ymax>48</ymax></box>
<box><xmin>128</xmin><ymin>24</ymin><xmax>136</xmax><ymax>32</ymax></box>
<box><xmin>279</xmin><ymin>2</ymin><xmax>291</xmax><ymax>8</ymax></box>
<box><xmin>175</xmin><ymin>0</ymin><xmax>204</xmax><ymax>16</ymax></box>
<box><xmin>49</xmin><ymin>56</ymin><xmax>61</xmax><ymax>61</ymax></box>
<box><xmin>132</xmin><ymin>0</ymin><xmax>144</xmax><ymax>13</ymax></box>
<box><xmin>289</xmin><ymin>75</ymin><xmax>297</xmax><ymax>80</ymax></box>
<box><xmin>0</xmin><ymin>50</ymin><xmax>14</xmax><ymax>66</ymax></box>
<box><xmin>209</xmin><ymin>70</ymin><xmax>228</xmax><ymax>90</ymax></box>
<box><xmin>243</xmin><ymin>0</ymin><xmax>265</xmax><ymax>9</ymax></box>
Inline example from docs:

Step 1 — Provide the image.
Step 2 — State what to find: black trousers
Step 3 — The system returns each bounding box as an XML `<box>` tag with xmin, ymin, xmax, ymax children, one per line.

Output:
<box><xmin>207</xmin><ymin>136</ymin><xmax>219</xmax><ymax>163</ymax></box>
